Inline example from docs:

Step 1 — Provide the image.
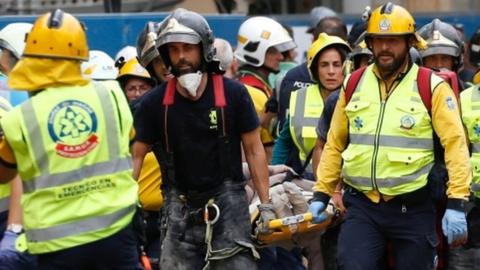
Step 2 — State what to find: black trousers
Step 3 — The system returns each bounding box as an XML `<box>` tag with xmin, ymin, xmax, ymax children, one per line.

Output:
<box><xmin>337</xmin><ymin>186</ymin><xmax>437</xmax><ymax>270</ymax></box>
<box><xmin>38</xmin><ymin>222</ymin><xmax>141</xmax><ymax>270</ymax></box>
<box><xmin>160</xmin><ymin>182</ymin><xmax>257</xmax><ymax>270</ymax></box>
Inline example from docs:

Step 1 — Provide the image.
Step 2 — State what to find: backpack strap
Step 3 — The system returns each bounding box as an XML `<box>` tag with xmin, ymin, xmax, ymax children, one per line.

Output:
<box><xmin>163</xmin><ymin>77</ymin><xmax>177</xmax><ymax>106</ymax></box>
<box><xmin>416</xmin><ymin>67</ymin><xmax>433</xmax><ymax>113</ymax></box>
<box><xmin>212</xmin><ymin>74</ymin><xmax>226</xmax><ymax>108</ymax></box>
<box><xmin>344</xmin><ymin>66</ymin><xmax>367</xmax><ymax>104</ymax></box>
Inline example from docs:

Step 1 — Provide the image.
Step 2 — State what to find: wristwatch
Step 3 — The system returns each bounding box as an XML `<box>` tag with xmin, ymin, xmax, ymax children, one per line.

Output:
<box><xmin>6</xmin><ymin>223</ymin><xmax>23</xmax><ymax>234</ymax></box>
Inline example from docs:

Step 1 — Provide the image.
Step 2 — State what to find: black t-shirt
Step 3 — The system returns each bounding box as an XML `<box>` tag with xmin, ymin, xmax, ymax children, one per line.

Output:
<box><xmin>134</xmin><ymin>75</ymin><xmax>259</xmax><ymax>192</ymax></box>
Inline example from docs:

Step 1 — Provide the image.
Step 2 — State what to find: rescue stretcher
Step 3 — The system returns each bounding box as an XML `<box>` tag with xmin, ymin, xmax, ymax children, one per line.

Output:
<box><xmin>249</xmin><ymin>185</ymin><xmax>335</xmax><ymax>247</ymax></box>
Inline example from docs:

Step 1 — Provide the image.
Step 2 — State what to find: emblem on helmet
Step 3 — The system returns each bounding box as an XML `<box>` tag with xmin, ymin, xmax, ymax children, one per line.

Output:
<box><xmin>379</xmin><ymin>19</ymin><xmax>391</xmax><ymax>32</ymax></box>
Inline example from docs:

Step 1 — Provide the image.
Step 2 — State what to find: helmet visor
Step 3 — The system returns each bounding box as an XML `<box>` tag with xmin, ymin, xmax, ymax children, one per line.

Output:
<box><xmin>274</xmin><ymin>40</ymin><xmax>297</xmax><ymax>53</ymax></box>
<box><xmin>158</xmin><ymin>32</ymin><xmax>201</xmax><ymax>47</ymax></box>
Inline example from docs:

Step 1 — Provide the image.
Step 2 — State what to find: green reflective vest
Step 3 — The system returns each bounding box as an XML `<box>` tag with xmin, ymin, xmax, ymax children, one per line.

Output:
<box><xmin>289</xmin><ymin>84</ymin><xmax>324</xmax><ymax>172</ymax></box>
<box><xmin>460</xmin><ymin>85</ymin><xmax>480</xmax><ymax>198</ymax></box>
<box><xmin>1</xmin><ymin>82</ymin><xmax>138</xmax><ymax>254</ymax></box>
<box><xmin>342</xmin><ymin>64</ymin><xmax>442</xmax><ymax>196</ymax></box>
<box><xmin>0</xmin><ymin>95</ymin><xmax>12</xmax><ymax>214</ymax></box>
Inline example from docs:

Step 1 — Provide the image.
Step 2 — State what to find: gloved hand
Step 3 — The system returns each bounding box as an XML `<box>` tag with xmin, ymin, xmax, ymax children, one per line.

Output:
<box><xmin>309</xmin><ymin>201</ymin><xmax>329</xmax><ymax>224</ymax></box>
<box><xmin>257</xmin><ymin>203</ymin><xmax>277</xmax><ymax>234</ymax></box>
<box><xmin>442</xmin><ymin>209</ymin><xmax>468</xmax><ymax>246</ymax></box>
<box><xmin>0</xmin><ymin>231</ymin><xmax>19</xmax><ymax>252</ymax></box>
<box><xmin>264</xmin><ymin>96</ymin><xmax>278</xmax><ymax>114</ymax></box>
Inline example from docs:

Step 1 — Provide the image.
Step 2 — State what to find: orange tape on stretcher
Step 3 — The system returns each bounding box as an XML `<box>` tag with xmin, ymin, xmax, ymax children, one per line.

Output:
<box><xmin>256</xmin><ymin>212</ymin><xmax>332</xmax><ymax>245</ymax></box>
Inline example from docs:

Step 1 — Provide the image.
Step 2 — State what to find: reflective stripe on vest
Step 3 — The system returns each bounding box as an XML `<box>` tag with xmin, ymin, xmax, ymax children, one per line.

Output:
<box><xmin>1</xmin><ymin>81</ymin><xmax>138</xmax><ymax>254</ymax></box>
<box><xmin>0</xmin><ymin>96</ymin><xmax>12</xmax><ymax>115</ymax></box>
<box><xmin>20</xmin><ymin>83</ymin><xmax>131</xmax><ymax>193</ymax></box>
<box><xmin>289</xmin><ymin>84</ymin><xmax>324</xmax><ymax>167</ymax></box>
<box><xmin>26</xmin><ymin>204</ymin><xmax>135</xmax><ymax>242</ymax></box>
<box><xmin>349</xmin><ymin>134</ymin><xmax>434</xmax><ymax>149</ymax></box>
<box><xmin>342</xmin><ymin>64</ymin><xmax>438</xmax><ymax>195</ymax></box>
<box><xmin>344</xmin><ymin>163</ymin><xmax>433</xmax><ymax>188</ymax></box>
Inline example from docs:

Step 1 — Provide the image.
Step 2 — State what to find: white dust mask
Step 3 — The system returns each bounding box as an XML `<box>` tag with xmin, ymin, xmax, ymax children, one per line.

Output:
<box><xmin>177</xmin><ymin>71</ymin><xmax>203</xmax><ymax>97</ymax></box>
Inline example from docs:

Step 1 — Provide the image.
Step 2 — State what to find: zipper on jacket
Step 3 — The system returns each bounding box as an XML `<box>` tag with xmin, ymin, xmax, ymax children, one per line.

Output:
<box><xmin>370</xmin><ymin>99</ymin><xmax>386</xmax><ymax>191</ymax></box>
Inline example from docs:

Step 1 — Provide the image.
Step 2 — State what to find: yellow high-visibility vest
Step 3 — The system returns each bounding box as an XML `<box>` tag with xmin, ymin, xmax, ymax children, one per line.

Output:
<box><xmin>288</xmin><ymin>84</ymin><xmax>324</xmax><ymax>172</ymax></box>
<box><xmin>461</xmin><ymin>85</ymin><xmax>480</xmax><ymax>198</ymax></box>
<box><xmin>342</xmin><ymin>64</ymin><xmax>442</xmax><ymax>195</ymax></box>
<box><xmin>1</xmin><ymin>82</ymin><xmax>138</xmax><ymax>254</ymax></box>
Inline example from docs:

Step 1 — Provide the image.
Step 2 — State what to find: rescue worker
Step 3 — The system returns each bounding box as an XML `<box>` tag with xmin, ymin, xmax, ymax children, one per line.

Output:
<box><xmin>0</xmin><ymin>23</ymin><xmax>31</xmax><ymax>105</ymax></box>
<box><xmin>132</xmin><ymin>8</ymin><xmax>271</xmax><ymax>269</ymax></box>
<box><xmin>81</xmin><ymin>50</ymin><xmax>118</xmax><ymax>81</ymax></box>
<box><xmin>272</xmin><ymin>33</ymin><xmax>350</xmax><ymax>270</ymax></box>
<box><xmin>277</xmin><ymin>15</ymin><xmax>348</xmax><ymax>132</ymax></box>
<box><xmin>116</xmin><ymin>57</ymin><xmax>156</xmax><ymax>102</ymax></box>
<box><xmin>0</xmin><ymin>10</ymin><xmax>140</xmax><ymax>269</ymax></box>
<box><xmin>418</xmin><ymin>18</ymin><xmax>467</xmax><ymax>89</ymax></box>
<box><xmin>416</xmin><ymin>20</ymin><xmax>470</xmax><ymax>269</ymax></box>
<box><xmin>235</xmin><ymin>16</ymin><xmax>296</xmax><ymax>162</ymax></box>
<box><xmin>116</xmin><ymin>56</ymin><xmax>161</xmax><ymax>269</ymax></box>
<box><xmin>309</xmin><ymin>3</ymin><xmax>471</xmax><ymax>269</ymax></box>
<box><xmin>458</xmin><ymin>78</ymin><xmax>480</xmax><ymax>270</ymax></box>
<box><xmin>273</xmin><ymin>32</ymin><xmax>350</xmax><ymax>185</ymax></box>
<box><xmin>0</xmin><ymin>22</ymin><xmax>37</xmax><ymax>270</ymax></box>
<box><xmin>136</xmin><ymin>21</ymin><xmax>170</xmax><ymax>83</ymax></box>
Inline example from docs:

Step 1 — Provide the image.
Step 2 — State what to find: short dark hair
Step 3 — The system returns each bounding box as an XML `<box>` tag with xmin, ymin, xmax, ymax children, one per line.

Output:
<box><xmin>313</xmin><ymin>16</ymin><xmax>347</xmax><ymax>41</ymax></box>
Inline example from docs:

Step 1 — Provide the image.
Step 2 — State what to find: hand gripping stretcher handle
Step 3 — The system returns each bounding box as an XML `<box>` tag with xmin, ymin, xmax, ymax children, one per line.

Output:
<box><xmin>267</xmin><ymin>212</ymin><xmax>330</xmax><ymax>229</ymax></box>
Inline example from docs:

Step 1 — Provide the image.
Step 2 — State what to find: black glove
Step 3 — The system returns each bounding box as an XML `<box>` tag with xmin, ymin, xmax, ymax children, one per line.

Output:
<box><xmin>265</xmin><ymin>96</ymin><xmax>278</xmax><ymax>114</ymax></box>
<box><xmin>257</xmin><ymin>203</ymin><xmax>276</xmax><ymax>234</ymax></box>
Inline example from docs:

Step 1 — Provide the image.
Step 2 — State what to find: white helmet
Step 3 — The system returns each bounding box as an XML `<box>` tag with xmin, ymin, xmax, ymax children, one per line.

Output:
<box><xmin>0</xmin><ymin>23</ymin><xmax>33</xmax><ymax>59</ymax></box>
<box><xmin>81</xmin><ymin>50</ymin><xmax>118</xmax><ymax>80</ymax></box>
<box><xmin>235</xmin><ymin>16</ymin><xmax>296</xmax><ymax>67</ymax></box>
<box><xmin>114</xmin><ymin>45</ymin><xmax>137</xmax><ymax>64</ymax></box>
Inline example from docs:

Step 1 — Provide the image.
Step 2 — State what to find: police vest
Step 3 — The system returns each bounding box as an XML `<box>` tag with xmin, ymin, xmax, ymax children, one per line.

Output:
<box><xmin>288</xmin><ymin>84</ymin><xmax>324</xmax><ymax>171</ymax></box>
<box><xmin>1</xmin><ymin>82</ymin><xmax>138</xmax><ymax>254</ymax></box>
<box><xmin>342</xmin><ymin>64</ymin><xmax>442</xmax><ymax>196</ymax></box>
<box><xmin>0</xmin><ymin>95</ymin><xmax>12</xmax><ymax>214</ymax></box>
<box><xmin>460</xmin><ymin>85</ymin><xmax>480</xmax><ymax>198</ymax></box>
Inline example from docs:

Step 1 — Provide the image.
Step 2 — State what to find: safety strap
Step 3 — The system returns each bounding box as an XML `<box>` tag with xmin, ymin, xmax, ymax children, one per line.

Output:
<box><xmin>344</xmin><ymin>66</ymin><xmax>367</xmax><ymax>104</ymax></box>
<box><xmin>238</xmin><ymin>71</ymin><xmax>272</xmax><ymax>98</ymax></box>
<box><xmin>344</xmin><ymin>66</ymin><xmax>436</xmax><ymax>113</ymax></box>
<box><xmin>161</xmin><ymin>74</ymin><xmax>232</xmax><ymax>186</ymax></box>
<box><xmin>202</xmin><ymin>198</ymin><xmax>259</xmax><ymax>270</ymax></box>
<box><xmin>416</xmin><ymin>66</ymin><xmax>433</xmax><ymax>112</ymax></box>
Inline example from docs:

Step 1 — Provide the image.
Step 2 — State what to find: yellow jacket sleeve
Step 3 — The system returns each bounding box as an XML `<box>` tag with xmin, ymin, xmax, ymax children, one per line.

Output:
<box><xmin>431</xmin><ymin>81</ymin><xmax>471</xmax><ymax>200</ymax></box>
<box><xmin>313</xmin><ymin>89</ymin><xmax>349</xmax><ymax>195</ymax></box>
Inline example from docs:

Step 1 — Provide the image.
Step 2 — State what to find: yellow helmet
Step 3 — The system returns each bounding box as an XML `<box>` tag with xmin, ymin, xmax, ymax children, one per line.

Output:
<box><xmin>117</xmin><ymin>58</ymin><xmax>155</xmax><ymax>85</ymax></box>
<box><xmin>473</xmin><ymin>69</ymin><xmax>480</xmax><ymax>85</ymax></box>
<box><xmin>23</xmin><ymin>9</ymin><xmax>88</xmax><ymax>61</ymax></box>
<box><xmin>307</xmin><ymin>33</ymin><xmax>351</xmax><ymax>82</ymax></box>
<box><xmin>366</xmin><ymin>2</ymin><xmax>427</xmax><ymax>49</ymax></box>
